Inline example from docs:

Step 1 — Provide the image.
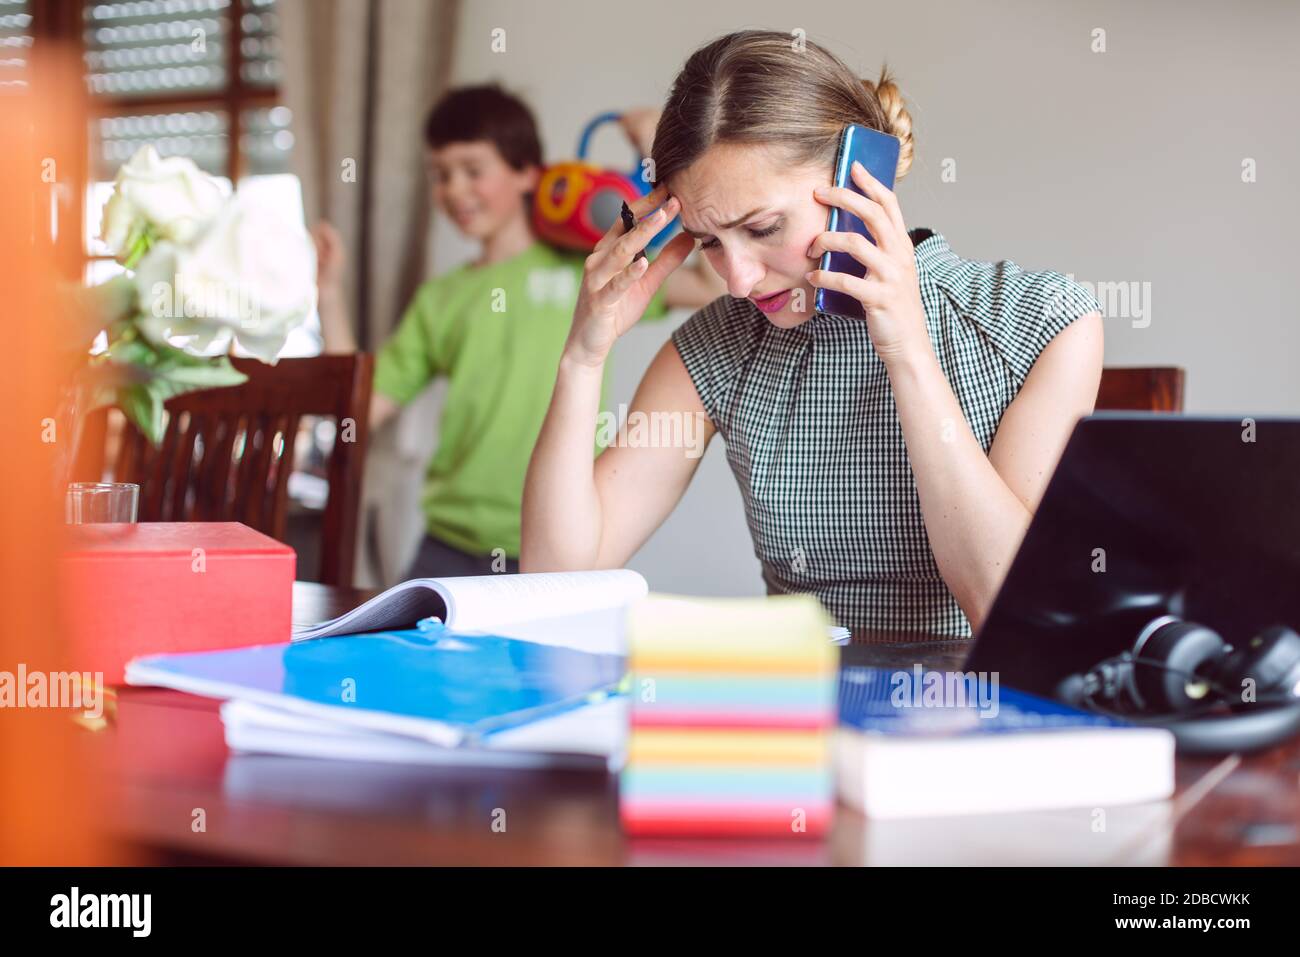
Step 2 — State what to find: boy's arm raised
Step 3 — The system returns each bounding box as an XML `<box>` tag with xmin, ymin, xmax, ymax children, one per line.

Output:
<box><xmin>313</xmin><ymin>221</ymin><xmax>406</xmax><ymax>432</ymax></box>
<box><xmin>313</xmin><ymin>221</ymin><xmax>356</xmax><ymax>354</ymax></box>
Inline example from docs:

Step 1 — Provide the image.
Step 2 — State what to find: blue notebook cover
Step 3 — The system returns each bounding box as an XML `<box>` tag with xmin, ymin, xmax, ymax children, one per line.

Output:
<box><xmin>127</xmin><ymin>621</ymin><xmax>626</xmax><ymax>746</ymax></box>
<box><xmin>838</xmin><ymin>666</ymin><xmax>1131</xmax><ymax>736</ymax></box>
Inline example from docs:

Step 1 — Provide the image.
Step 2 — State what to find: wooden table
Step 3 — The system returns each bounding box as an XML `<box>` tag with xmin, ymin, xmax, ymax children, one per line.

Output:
<box><xmin>91</xmin><ymin>582</ymin><xmax>1300</xmax><ymax>865</ymax></box>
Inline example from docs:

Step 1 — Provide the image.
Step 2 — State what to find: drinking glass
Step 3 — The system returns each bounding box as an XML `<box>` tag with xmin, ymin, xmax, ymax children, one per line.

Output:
<box><xmin>65</xmin><ymin>482</ymin><xmax>139</xmax><ymax>524</ymax></box>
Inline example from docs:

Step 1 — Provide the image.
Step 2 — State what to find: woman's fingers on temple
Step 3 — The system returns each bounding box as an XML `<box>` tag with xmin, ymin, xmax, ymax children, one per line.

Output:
<box><xmin>629</xmin><ymin>182</ymin><xmax>671</xmax><ymax>218</ymax></box>
<box><xmin>592</xmin><ymin>186</ymin><xmax>665</xmax><ymax>254</ymax></box>
<box><xmin>592</xmin><ymin>193</ymin><xmax>678</xmax><ymax>267</ymax></box>
<box><xmin>610</xmin><ymin>197</ymin><xmax>678</xmax><ymax>265</ymax></box>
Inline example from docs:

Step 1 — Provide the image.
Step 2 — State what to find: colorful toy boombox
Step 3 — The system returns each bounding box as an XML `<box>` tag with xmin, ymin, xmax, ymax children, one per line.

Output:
<box><xmin>531</xmin><ymin>112</ymin><xmax>677</xmax><ymax>253</ymax></box>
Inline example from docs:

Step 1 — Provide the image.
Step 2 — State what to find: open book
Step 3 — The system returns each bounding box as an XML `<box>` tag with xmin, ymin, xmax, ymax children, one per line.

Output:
<box><xmin>125</xmin><ymin>570</ymin><xmax>653</xmax><ymax>766</ymax></box>
<box><xmin>296</xmin><ymin>569</ymin><xmax>849</xmax><ymax>648</ymax></box>
<box><xmin>293</xmin><ymin>569</ymin><xmax>650</xmax><ymax>654</ymax></box>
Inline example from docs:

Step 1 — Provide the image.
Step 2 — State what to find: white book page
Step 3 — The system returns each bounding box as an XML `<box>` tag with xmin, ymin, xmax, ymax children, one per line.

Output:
<box><xmin>487</xmin><ymin>606</ymin><xmax>630</xmax><ymax>655</ymax></box>
<box><xmin>292</xmin><ymin>569</ymin><xmax>648</xmax><ymax>641</ymax></box>
<box><xmin>437</xmin><ymin>569</ymin><xmax>647</xmax><ymax>632</ymax></box>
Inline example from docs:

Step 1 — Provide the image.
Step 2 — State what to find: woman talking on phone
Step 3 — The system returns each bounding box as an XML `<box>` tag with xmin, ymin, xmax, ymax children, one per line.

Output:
<box><xmin>521</xmin><ymin>30</ymin><xmax>1103</xmax><ymax>636</ymax></box>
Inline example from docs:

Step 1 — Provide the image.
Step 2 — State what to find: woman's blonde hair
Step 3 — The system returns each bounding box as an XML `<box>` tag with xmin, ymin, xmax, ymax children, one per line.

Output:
<box><xmin>651</xmin><ymin>30</ymin><xmax>914</xmax><ymax>189</ymax></box>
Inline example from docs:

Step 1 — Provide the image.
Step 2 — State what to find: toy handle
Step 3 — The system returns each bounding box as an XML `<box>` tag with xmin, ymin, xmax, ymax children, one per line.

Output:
<box><xmin>576</xmin><ymin>112</ymin><xmax>649</xmax><ymax>192</ymax></box>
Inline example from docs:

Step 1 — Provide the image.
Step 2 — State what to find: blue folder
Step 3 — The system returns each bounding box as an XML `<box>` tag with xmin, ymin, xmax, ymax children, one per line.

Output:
<box><xmin>127</xmin><ymin>621</ymin><xmax>626</xmax><ymax>745</ymax></box>
<box><xmin>838</xmin><ymin>665</ymin><xmax>1130</xmax><ymax>736</ymax></box>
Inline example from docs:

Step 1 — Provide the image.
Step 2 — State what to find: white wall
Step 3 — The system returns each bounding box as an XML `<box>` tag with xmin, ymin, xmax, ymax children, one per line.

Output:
<box><xmin>427</xmin><ymin>0</ymin><xmax>1300</xmax><ymax>596</ymax></box>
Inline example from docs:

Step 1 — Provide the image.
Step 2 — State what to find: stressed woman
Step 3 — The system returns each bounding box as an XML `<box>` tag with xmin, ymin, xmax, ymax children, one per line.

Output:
<box><xmin>521</xmin><ymin>31</ymin><xmax>1104</xmax><ymax>636</ymax></box>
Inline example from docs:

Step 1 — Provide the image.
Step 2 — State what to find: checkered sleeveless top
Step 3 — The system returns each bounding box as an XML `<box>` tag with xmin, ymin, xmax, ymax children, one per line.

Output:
<box><xmin>671</xmin><ymin>230</ymin><xmax>1102</xmax><ymax>637</ymax></box>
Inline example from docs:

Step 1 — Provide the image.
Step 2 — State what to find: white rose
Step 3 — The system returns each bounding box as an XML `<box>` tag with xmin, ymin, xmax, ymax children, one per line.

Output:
<box><xmin>134</xmin><ymin>194</ymin><xmax>317</xmax><ymax>363</ymax></box>
<box><xmin>101</xmin><ymin>145</ymin><xmax>224</xmax><ymax>257</ymax></box>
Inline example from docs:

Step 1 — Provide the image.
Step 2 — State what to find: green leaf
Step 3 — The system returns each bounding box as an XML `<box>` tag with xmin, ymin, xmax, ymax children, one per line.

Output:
<box><xmin>100</xmin><ymin>336</ymin><xmax>249</xmax><ymax>445</ymax></box>
<box><xmin>150</xmin><ymin>354</ymin><xmax>248</xmax><ymax>395</ymax></box>
<box><xmin>118</xmin><ymin>382</ymin><xmax>166</xmax><ymax>445</ymax></box>
<box><xmin>106</xmin><ymin>336</ymin><xmax>160</xmax><ymax>370</ymax></box>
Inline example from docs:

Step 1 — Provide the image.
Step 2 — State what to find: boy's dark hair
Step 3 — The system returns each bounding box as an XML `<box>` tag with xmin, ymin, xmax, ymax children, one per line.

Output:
<box><xmin>423</xmin><ymin>84</ymin><xmax>543</xmax><ymax>171</ymax></box>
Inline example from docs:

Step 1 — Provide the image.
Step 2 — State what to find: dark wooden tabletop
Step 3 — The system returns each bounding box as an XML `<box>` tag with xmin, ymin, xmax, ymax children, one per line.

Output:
<box><xmin>89</xmin><ymin>582</ymin><xmax>1300</xmax><ymax>865</ymax></box>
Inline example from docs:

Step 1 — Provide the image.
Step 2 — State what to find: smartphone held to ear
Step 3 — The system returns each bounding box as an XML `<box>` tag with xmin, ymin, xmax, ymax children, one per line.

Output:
<box><xmin>813</xmin><ymin>124</ymin><xmax>901</xmax><ymax>320</ymax></box>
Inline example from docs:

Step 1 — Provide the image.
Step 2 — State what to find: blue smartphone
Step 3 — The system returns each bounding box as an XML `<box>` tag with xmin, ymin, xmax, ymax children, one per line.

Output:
<box><xmin>813</xmin><ymin>124</ymin><xmax>901</xmax><ymax>320</ymax></box>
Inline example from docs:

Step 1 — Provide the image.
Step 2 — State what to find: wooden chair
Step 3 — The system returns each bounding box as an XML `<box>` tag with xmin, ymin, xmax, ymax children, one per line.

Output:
<box><xmin>1096</xmin><ymin>366</ymin><xmax>1185</xmax><ymax>412</ymax></box>
<box><xmin>109</xmin><ymin>354</ymin><xmax>373</xmax><ymax>587</ymax></box>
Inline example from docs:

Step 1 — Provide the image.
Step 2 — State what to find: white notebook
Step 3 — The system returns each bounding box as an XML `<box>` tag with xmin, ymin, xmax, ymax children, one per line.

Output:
<box><xmin>222</xmin><ymin>696</ymin><xmax>628</xmax><ymax>771</ymax></box>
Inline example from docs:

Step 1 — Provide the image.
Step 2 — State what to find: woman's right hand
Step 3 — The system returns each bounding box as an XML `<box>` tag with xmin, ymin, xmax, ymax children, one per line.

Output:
<box><xmin>565</xmin><ymin>185</ymin><xmax>694</xmax><ymax>367</ymax></box>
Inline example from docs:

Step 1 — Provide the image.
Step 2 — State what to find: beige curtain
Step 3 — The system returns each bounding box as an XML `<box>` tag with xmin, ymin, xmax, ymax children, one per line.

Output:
<box><xmin>280</xmin><ymin>0</ymin><xmax>460</xmax><ymax>348</ymax></box>
<box><xmin>280</xmin><ymin>0</ymin><xmax>462</xmax><ymax>587</ymax></box>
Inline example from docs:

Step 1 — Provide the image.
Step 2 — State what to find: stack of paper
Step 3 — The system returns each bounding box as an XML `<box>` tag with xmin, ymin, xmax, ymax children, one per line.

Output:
<box><xmin>621</xmin><ymin>594</ymin><xmax>838</xmax><ymax>837</ymax></box>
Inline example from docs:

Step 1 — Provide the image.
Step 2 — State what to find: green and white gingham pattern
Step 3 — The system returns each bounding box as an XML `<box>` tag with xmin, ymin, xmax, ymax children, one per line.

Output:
<box><xmin>671</xmin><ymin>230</ymin><xmax>1102</xmax><ymax>636</ymax></box>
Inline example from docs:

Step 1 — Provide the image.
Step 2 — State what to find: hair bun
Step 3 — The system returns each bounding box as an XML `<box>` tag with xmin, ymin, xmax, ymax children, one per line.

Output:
<box><xmin>863</xmin><ymin>69</ymin><xmax>913</xmax><ymax>181</ymax></box>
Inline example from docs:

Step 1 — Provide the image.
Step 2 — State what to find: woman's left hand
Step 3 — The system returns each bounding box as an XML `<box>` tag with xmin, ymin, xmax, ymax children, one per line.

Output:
<box><xmin>806</xmin><ymin>161</ymin><xmax>932</xmax><ymax>365</ymax></box>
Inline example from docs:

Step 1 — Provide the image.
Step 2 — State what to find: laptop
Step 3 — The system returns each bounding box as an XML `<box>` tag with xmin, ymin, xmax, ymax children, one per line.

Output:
<box><xmin>965</xmin><ymin>413</ymin><xmax>1300</xmax><ymax>701</ymax></box>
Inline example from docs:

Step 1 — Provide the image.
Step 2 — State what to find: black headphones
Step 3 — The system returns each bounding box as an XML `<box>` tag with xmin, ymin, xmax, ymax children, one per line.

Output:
<box><xmin>1056</xmin><ymin>616</ymin><xmax>1300</xmax><ymax>755</ymax></box>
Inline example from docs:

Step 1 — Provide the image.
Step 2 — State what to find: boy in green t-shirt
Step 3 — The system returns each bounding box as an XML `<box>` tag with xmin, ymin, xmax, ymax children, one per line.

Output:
<box><xmin>314</xmin><ymin>85</ymin><xmax>721</xmax><ymax>579</ymax></box>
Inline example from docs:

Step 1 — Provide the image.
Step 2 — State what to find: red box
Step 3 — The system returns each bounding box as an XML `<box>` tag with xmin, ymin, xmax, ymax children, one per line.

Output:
<box><xmin>61</xmin><ymin>522</ymin><xmax>296</xmax><ymax>684</ymax></box>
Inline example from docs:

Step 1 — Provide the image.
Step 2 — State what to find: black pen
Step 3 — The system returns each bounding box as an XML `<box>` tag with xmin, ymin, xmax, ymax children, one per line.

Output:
<box><xmin>620</xmin><ymin>200</ymin><xmax>647</xmax><ymax>262</ymax></box>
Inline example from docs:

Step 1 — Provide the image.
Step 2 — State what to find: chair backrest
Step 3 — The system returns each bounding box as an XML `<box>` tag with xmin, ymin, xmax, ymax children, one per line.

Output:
<box><xmin>1096</xmin><ymin>366</ymin><xmax>1185</xmax><ymax>412</ymax></box>
<box><xmin>112</xmin><ymin>354</ymin><xmax>373</xmax><ymax>587</ymax></box>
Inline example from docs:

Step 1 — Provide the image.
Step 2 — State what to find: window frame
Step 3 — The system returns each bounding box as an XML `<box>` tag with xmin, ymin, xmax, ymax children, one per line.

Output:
<box><xmin>27</xmin><ymin>0</ymin><xmax>283</xmax><ymax>266</ymax></box>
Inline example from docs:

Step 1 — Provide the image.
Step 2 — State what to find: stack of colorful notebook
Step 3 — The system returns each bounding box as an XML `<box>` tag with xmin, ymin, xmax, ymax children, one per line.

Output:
<box><xmin>621</xmin><ymin>594</ymin><xmax>838</xmax><ymax>837</ymax></box>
